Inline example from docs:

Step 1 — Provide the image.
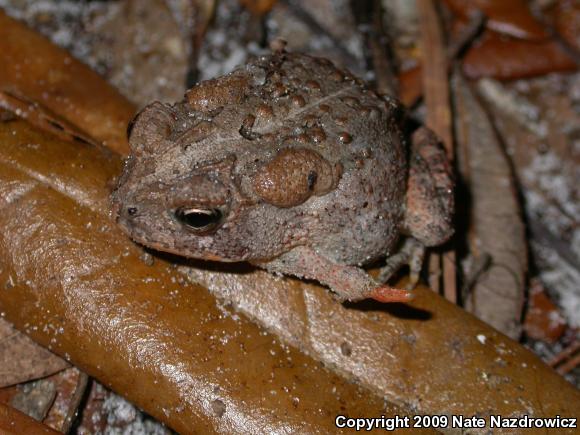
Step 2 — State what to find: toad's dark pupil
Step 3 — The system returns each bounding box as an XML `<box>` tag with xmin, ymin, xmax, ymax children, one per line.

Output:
<box><xmin>176</xmin><ymin>208</ymin><xmax>222</xmax><ymax>230</ymax></box>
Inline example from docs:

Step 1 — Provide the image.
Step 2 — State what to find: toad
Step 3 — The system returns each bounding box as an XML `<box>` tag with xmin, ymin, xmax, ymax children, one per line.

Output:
<box><xmin>111</xmin><ymin>48</ymin><xmax>453</xmax><ymax>303</ymax></box>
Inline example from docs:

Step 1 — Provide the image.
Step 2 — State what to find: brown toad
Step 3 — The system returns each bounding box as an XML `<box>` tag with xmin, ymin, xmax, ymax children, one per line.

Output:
<box><xmin>111</xmin><ymin>49</ymin><xmax>453</xmax><ymax>302</ymax></box>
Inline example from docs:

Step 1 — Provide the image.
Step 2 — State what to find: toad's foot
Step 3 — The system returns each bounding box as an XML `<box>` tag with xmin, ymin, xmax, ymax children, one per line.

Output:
<box><xmin>370</xmin><ymin>285</ymin><xmax>415</xmax><ymax>303</ymax></box>
<box><xmin>378</xmin><ymin>238</ymin><xmax>425</xmax><ymax>291</ymax></box>
<box><xmin>256</xmin><ymin>246</ymin><xmax>413</xmax><ymax>303</ymax></box>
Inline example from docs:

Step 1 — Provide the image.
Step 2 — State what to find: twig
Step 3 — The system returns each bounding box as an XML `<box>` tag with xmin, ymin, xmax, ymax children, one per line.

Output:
<box><xmin>186</xmin><ymin>0</ymin><xmax>216</xmax><ymax>87</ymax></box>
<box><xmin>401</xmin><ymin>11</ymin><xmax>485</xmax><ymax>107</ymax></box>
<box><xmin>61</xmin><ymin>371</ymin><xmax>89</xmax><ymax>434</ymax></box>
<box><xmin>549</xmin><ymin>340</ymin><xmax>580</xmax><ymax>368</ymax></box>
<box><xmin>447</xmin><ymin>11</ymin><xmax>486</xmax><ymax>61</ymax></box>
<box><xmin>351</xmin><ymin>0</ymin><xmax>398</xmax><ymax>96</ymax></box>
<box><xmin>556</xmin><ymin>353</ymin><xmax>580</xmax><ymax>376</ymax></box>
<box><xmin>417</xmin><ymin>0</ymin><xmax>457</xmax><ymax>303</ymax></box>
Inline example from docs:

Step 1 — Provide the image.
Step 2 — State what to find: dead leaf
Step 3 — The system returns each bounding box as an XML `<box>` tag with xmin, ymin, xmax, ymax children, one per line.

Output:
<box><xmin>0</xmin><ymin>402</ymin><xmax>60</xmax><ymax>435</ymax></box>
<box><xmin>0</xmin><ymin>319</ymin><xmax>68</xmax><ymax>389</ymax></box>
<box><xmin>185</xmin><ymin>258</ymin><xmax>580</xmax><ymax>422</ymax></box>
<box><xmin>524</xmin><ymin>279</ymin><xmax>567</xmax><ymax>343</ymax></box>
<box><xmin>443</xmin><ymin>0</ymin><xmax>548</xmax><ymax>40</ymax></box>
<box><xmin>0</xmin><ymin>11</ymin><xmax>135</xmax><ymax>155</ymax></box>
<box><xmin>463</xmin><ymin>31</ymin><xmax>577</xmax><ymax>79</ymax></box>
<box><xmin>453</xmin><ymin>73</ymin><xmax>527</xmax><ymax>340</ymax></box>
<box><xmin>476</xmin><ymin>74</ymin><xmax>580</xmax><ymax>329</ymax></box>
<box><xmin>239</xmin><ymin>0</ymin><xmax>277</xmax><ymax>15</ymax></box>
<box><xmin>10</xmin><ymin>378</ymin><xmax>56</xmax><ymax>422</ymax></box>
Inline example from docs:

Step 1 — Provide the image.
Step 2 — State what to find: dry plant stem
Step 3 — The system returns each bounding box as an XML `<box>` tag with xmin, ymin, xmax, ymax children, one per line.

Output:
<box><xmin>369</xmin><ymin>0</ymin><xmax>398</xmax><ymax>96</ymax></box>
<box><xmin>352</xmin><ymin>0</ymin><xmax>398</xmax><ymax>96</ymax></box>
<box><xmin>61</xmin><ymin>371</ymin><xmax>89</xmax><ymax>434</ymax></box>
<box><xmin>187</xmin><ymin>0</ymin><xmax>217</xmax><ymax>86</ymax></box>
<box><xmin>417</xmin><ymin>0</ymin><xmax>457</xmax><ymax>303</ymax></box>
<box><xmin>549</xmin><ymin>340</ymin><xmax>580</xmax><ymax>367</ymax></box>
<box><xmin>399</xmin><ymin>11</ymin><xmax>485</xmax><ymax>107</ymax></box>
<box><xmin>556</xmin><ymin>354</ymin><xmax>580</xmax><ymax>376</ymax></box>
<box><xmin>428</xmin><ymin>252</ymin><xmax>441</xmax><ymax>294</ymax></box>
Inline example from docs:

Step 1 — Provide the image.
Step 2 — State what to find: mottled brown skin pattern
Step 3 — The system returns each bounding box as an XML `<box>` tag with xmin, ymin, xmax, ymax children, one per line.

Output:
<box><xmin>112</xmin><ymin>50</ymin><xmax>453</xmax><ymax>302</ymax></box>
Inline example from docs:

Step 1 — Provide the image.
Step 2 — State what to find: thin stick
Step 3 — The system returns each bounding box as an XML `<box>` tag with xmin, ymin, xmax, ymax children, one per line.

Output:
<box><xmin>556</xmin><ymin>353</ymin><xmax>580</xmax><ymax>376</ymax></box>
<box><xmin>549</xmin><ymin>340</ymin><xmax>580</xmax><ymax>367</ymax></box>
<box><xmin>61</xmin><ymin>371</ymin><xmax>89</xmax><ymax>434</ymax></box>
<box><xmin>418</xmin><ymin>0</ymin><xmax>457</xmax><ymax>303</ymax></box>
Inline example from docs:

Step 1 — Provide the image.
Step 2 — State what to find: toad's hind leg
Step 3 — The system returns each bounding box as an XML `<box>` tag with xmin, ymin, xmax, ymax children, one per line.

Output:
<box><xmin>379</xmin><ymin>126</ymin><xmax>453</xmax><ymax>290</ymax></box>
<box><xmin>254</xmin><ymin>246</ymin><xmax>413</xmax><ymax>303</ymax></box>
<box><xmin>378</xmin><ymin>238</ymin><xmax>425</xmax><ymax>290</ymax></box>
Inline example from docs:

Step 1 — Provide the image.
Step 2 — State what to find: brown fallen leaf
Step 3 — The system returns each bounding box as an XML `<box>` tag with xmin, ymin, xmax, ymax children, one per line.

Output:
<box><xmin>453</xmin><ymin>73</ymin><xmax>527</xmax><ymax>340</ymax></box>
<box><xmin>0</xmin><ymin>10</ymin><xmax>135</xmax><ymax>155</ymax></box>
<box><xmin>9</xmin><ymin>378</ymin><xmax>56</xmax><ymax>422</ymax></box>
<box><xmin>239</xmin><ymin>0</ymin><xmax>277</xmax><ymax>15</ymax></box>
<box><xmin>0</xmin><ymin>319</ymin><xmax>68</xmax><ymax>389</ymax></box>
<box><xmin>475</xmin><ymin>75</ymin><xmax>580</xmax><ymax>329</ymax></box>
<box><xmin>463</xmin><ymin>31</ymin><xmax>577</xmax><ymax>79</ymax></box>
<box><xmin>524</xmin><ymin>279</ymin><xmax>567</xmax><ymax>343</ymax></box>
<box><xmin>0</xmin><ymin>402</ymin><xmax>60</xmax><ymax>435</ymax></box>
<box><xmin>443</xmin><ymin>0</ymin><xmax>548</xmax><ymax>40</ymax></box>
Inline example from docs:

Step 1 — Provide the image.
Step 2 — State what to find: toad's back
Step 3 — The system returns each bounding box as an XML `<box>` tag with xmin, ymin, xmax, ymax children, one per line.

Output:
<box><xmin>183</xmin><ymin>52</ymin><xmax>409</xmax><ymax>264</ymax></box>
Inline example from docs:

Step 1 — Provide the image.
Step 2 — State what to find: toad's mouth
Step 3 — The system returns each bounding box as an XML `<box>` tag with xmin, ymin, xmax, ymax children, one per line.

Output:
<box><xmin>114</xmin><ymin>214</ymin><xmax>243</xmax><ymax>263</ymax></box>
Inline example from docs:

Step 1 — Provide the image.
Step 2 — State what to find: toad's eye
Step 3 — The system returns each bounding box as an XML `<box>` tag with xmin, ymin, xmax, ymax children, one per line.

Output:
<box><xmin>175</xmin><ymin>207</ymin><xmax>223</xmax><ymax>233</ymax></box>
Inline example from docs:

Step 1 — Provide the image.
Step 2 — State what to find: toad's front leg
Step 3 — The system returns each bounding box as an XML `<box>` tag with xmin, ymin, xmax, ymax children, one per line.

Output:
<box><xmin>253</xmin><ymin>247</ymin><xmax>413</xmax><ymax>303</ymax></box>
